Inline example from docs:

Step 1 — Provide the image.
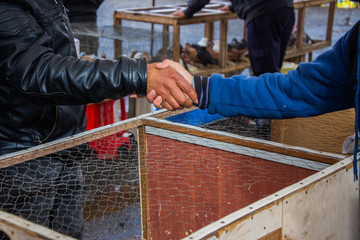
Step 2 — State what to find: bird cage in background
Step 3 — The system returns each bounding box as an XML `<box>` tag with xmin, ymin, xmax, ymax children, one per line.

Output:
<box><xmin>70</xmin><ymin>23</ymin><xmax>171</xmax><ymax>62</ymax></box>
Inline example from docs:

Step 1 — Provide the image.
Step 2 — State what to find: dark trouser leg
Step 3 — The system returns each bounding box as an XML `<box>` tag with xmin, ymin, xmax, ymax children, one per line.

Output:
<box><xmin>246</xmin><ymin>7</ymin><xmax>295</xmax><ymax>76</ymax></box>
<box><xmin>49</xmin><ymin>158</ymin><xmax>84</xmax><ymax>240</ymax></box>
<box><xmin>278</xmin><ymin>9</ymin><xmax>295</xmax><ymax>69</ymax></box>
<box><xmin>0</xmin><ymin>153</ymin><xmax>84</xmax><ymax>239</ymax></box>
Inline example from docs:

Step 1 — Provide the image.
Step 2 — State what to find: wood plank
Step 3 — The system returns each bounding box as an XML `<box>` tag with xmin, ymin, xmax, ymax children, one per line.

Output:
<box><xmin>0</xmin><ymin>118</ymin><xmax>144</xmax><ymax>168</ymax></box>
<box><xmin>259</xmin><ymin>228</ymin><xmax>282</xmax><ymax>240</ymax></box>
<box><xmin>0</xmin><ymin>210</ymin><xmax>75</xmax><ymax>240</ymax></box>
<box><xmin>138</xmin><ymin>125</ymin><xmax>149</xmax><ymax>240</ymax></box>
<box><xmin>142</xmin><ymin>118</ymin><xmax>343</xmax><ymax>165</ymax></box>
<box><xmin>219</xmin><ymin>19</ymin><xmax>228</xmax><ymax>68</ymax></box>
<box><xmin>204</xmin><ymin>22</ymin><xmax>214</xmax><ymax>41</ymax></box>
<box><xmin>326</xmin><ymin>2</ymin><xmax>336</xmax><ymax>42</ymax></box>
<box><xmin>173</xmin><ymin>25</ymin><xmax>180</xmax><ymax>62</ymax></box>
<box><xmin>294</xmin><ymin>0</ymin><xmax>336</xmax><ymax>8</ymax></box>
<box><xmin>296</xmin><ymin>7</ymin><xmax>306</xmax><ymax>50</ymax></box>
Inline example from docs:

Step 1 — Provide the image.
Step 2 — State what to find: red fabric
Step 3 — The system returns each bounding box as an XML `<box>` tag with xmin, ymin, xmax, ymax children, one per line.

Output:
<box><xmin>86</xmin><ymin>98</ymin><xmax>131</xmax><ymax>159</ymax></box>
<box><xmin>120</xmin><ymin>97</ymin><xmax>127</xmax><ymax>121</ymax></box>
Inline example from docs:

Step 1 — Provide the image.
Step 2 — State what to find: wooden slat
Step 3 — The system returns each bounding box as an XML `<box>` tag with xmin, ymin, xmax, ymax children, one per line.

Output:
<box><xmin>0</xmin><ymin>118</ymin><xmax>144</xmax><ymax>168</ymax></box>
<box><xmin>259</xmin><ymin>228</ymin><xmax>282</xmax><ymax>240</ymax></box>
<box><xmin>138</xmin><ymin>125</ymin><xmax>149</xmax><ymax>240</ymax></box>
<box><xmin>219</xmin><ymin>18</ymin><xmax>228</xmax><ymax>68</ymax></box>
<box><xmin>204</xmin><ymin>22</ymin><xmax>214</xmax><ymax>41</ymax></box>
<box><xmin>294</xmin><ymin>0</ymin><xmax>336</xmax><ymax>8</ymax></box>
<box><xmin>0</xmin><ymin>210</ymin><xmax>75</xmax><ymax>240</ymax></box>
<box><xmin>142</xmin><ymin>118</ymin><xmax>343</xmax><ymax>165</ymax></box>
<box><xmin>326</xmin><ymin>2</ymin><xmax>336</xmax><ymax>42</ymax></box>
<box><xmin>296</xmin><ymin>7</ymin><xmax>306</xmax><ymax>50</ymax></box>
<box><xmin>173</xmin><ymin>24</ymin><xmax>181</xmax><ymax>62</ymax></box>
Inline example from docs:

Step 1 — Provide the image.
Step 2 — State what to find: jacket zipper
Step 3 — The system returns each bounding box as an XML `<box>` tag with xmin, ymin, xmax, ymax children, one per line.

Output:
<box><xmin>35</xmin><ymin>106</ymin><xmax>58</xmax><ymax>144</ymax></box>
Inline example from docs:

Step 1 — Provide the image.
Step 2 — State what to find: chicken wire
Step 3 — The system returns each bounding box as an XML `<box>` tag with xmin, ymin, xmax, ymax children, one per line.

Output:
<box><xmin>71</xmin><ymin>23</ymin><xmax>171</xmax><ymax>61</ymax></box>
<box><xmin>0</xmin><ymin>108</ymin><xmax>347</xmax><ymax>240</ymax></box>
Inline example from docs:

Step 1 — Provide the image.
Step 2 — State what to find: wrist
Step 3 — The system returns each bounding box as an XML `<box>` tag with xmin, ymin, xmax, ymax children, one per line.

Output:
<box><xmin>193</xmin><ymin>75</ymin><xmax>210</xmax><ymax>109</ymax></box>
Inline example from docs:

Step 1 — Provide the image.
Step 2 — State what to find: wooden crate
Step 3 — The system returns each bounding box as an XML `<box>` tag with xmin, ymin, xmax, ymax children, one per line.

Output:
<box><xmin>0</xmin><ymin>108</ymin><xmax>351</xmax><ymax>240</ymax></box>
<box><xmin>271</xmin><ymin>108</ymin><xmax>355</xmax><ymax>154</ymax></box>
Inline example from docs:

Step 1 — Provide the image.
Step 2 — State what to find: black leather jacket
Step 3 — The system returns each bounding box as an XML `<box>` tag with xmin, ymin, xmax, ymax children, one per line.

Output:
<box><xmin>0</xmin><ymin>0</ymin><xmax>147</xmax><ymax>155</ymax></box>
<box><xmin>184</xmin><ymin>0</ymin><xmax>293</xmax><ymax>24</ymax></box>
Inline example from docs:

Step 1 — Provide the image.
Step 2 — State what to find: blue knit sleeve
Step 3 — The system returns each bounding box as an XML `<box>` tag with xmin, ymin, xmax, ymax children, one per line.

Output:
<box><xmin>205</xmin><ymin>22</ymin><xmax>357</xmax><ymax>119</ymax></box>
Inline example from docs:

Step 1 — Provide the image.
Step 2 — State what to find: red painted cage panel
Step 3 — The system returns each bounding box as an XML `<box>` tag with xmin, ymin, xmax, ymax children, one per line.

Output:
<box><xmin>143</xmin><ymin>134</ymin><xmax>316</xmax><ymax>240</ymax></box>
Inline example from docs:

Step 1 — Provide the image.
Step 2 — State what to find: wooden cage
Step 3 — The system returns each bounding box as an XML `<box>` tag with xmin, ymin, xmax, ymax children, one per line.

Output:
<box><xmin>0</xmin><ymin>107</ymin><xmax>358</xmax><ymax>240</ymax></box>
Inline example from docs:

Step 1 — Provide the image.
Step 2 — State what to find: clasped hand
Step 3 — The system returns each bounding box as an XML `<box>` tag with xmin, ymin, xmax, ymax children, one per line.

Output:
<box><xmin>132</xmin><ymin>60</ymin><xmax>197</xmax><ymax>111</ymax></box>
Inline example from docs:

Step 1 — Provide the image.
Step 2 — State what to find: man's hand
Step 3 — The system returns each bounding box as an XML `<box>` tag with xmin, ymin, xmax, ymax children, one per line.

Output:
<box><xmin>219</xmin><ymin>5</ymin><xmax>230</xmax><ymax>11</ymax></box>
<box><xmin>147</xmin><ymin>62</ymin><xmax>197</xmax><ymax>111</ymax></box>
<box><xmin>171</xmin><ymin>9</ymin><xmax>186</xmax><ymax>18</ymax></box>
<box><xmin>156</xmin><ymin>59</ymin><xmax>193</xmax><ymax>84</ymax></box>
<box><xmin>130</xmin><ymin>90</ymin><xmax>163</xmax><ymax>109</ymax></box>
<box><xmin>153</xmin><ymin>59</ymin><xmax>195</xmax><ymax>109</ymax></box>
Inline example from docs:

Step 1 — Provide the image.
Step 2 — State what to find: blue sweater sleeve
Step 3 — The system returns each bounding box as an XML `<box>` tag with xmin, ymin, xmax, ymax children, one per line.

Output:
<box><xmin>205</xmin><ymin>27</ymin><xmax>355</xmax><ymax>119</ymax></box>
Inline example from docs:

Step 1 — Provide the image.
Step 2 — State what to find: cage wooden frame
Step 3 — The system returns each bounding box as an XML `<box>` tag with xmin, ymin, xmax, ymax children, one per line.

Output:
<box><xmin>0</xmin><ymin>107</ymin><xmax>355</xmax><ymax>239</ymax></box>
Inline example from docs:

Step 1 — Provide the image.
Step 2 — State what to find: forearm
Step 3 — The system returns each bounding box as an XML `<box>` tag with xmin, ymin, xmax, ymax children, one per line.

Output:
<box><xmin>0</xmin><ymin>4</ymin><xmax>147</xmax><ymax>105</ymax></box>
<box><xmin>194</xmin><ymin>63</ymin><xmax>353</xmax><ymax>119</ymax></box>
<box><xmin>193</xmin><ymin>28</ymin><xmax>355</xmax><ymax>119</ymax></box>
<box><xmin>184</xmin><ymin>0</ymin><xmax>210</xmax><ymax>18</ymax></box>
<box><xmin>7</xmin><ymin>41</ymin><xmax>147</xmax><ymax>105</ymax></box>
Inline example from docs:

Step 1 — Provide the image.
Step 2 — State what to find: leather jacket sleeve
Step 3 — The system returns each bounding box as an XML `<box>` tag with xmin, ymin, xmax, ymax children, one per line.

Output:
<box><xmin>183</xmin><ymin>0</ymin><xmax>210</xmax><ymax>18</ymax></box>
<box><xmin>0</xmin><ymin>1</ymin><xmax>147</xmax><ymax>106</ymax></box>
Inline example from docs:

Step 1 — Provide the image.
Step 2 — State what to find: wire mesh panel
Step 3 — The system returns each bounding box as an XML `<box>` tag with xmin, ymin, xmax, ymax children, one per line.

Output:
<box><xmin>71</xmin><ymin>23</ymin><xmax>170</xmax><ymax>62</ymax></box>
<box><xmin>81</xmin><ymin>130</ymin><xmax>141</xmax><ymax>239</ymax></box>
<box><xmin>0</xmin><ymin>118</ymin><xmax>145</xmax><ymax>240</ymax></box>
<box><xmin>164</xmin><ymin>107</ymin><xmax>356</xmax><ymax>155</ymax></box>
<box><xmin>0</xmin><ymin>109</ymin><xmax>347</xmax><ymax>240</ymax></box>
<box><xmin>139</xmin><ymin>116</ymin><xmax>342</xmax><ymax>240</ymax></box>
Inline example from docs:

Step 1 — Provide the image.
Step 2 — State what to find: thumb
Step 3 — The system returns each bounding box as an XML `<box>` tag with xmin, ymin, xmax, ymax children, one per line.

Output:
<box><xmin>155</xmin><ymin>60</ymin><xmax>170</xmax><ymax>69</ymax></box>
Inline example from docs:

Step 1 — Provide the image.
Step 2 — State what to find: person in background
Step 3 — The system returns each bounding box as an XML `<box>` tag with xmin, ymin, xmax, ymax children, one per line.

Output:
<box><xmin>0</xmin><ymin>1</ymin><xmax>197</xmax><ymax>239</ymax></box>
<box><xmin>65</xmin><ymin>0</ymin><xmax>102</xmax><ymax>23</ymax></box>
<box><xmin>156</xmin><ymin>17</ymin><xmax>360</xmax><ymax>180</ymax></box>
<box><xmin>171</xmin><ymin>0</ymin><xmax>295</xmax><ymax>76</ymax></box>
<box><xmin>64</xmin><ymin>0</ymin><xmax>103</xmax><ymax>55</ymax></box>
<box><xmin>171</xmin><ymin>0</ymin><xmax>295</xmax><ymax>129</ymax></box>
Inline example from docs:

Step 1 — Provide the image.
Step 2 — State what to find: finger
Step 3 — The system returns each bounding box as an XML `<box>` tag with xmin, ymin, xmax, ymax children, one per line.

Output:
<box><xmin>165</xmin><ymin>77</ymin><xmax>195</xmax><ymax>108</ymax></box>
<box><xmin>158</xmin><ymin>60</ymin><xmax>193</xmax><ymax>85</ymax></box>
<box><xmin>176</xmin><ymin>77</ymin><xmax>198</xmax><ymax>105</ymax></box>
<box><xmin>164</xmin><ymin>79</ymin><xmax>191</xmax><ymax>108</ymax></box>
<box><xmin>146</xmin><ymin>90</ymin><xmax>157</xmax><ymax>103</ymax></box>
<box><xmin>130</xmin><ymin>94</ymin><xmax>139</xmax><ymax>98</ymax></box>
<box><xmin>155</xmin><ymin>60</ymin><xmax>170</xmax><ymax>69</ymax></box>
<box><xmin>164</xmin><ymin>94</ymin><xmax>183</xmax><ymax>110</ymax></box>
<box><xmin>161</xmin><ymin>100</ymin><xmax>174</xmax><ymax>111</ymax></box>
<box><xmin>153</xmin><ymin>102</ymin><xmax>163</xmax><ymax>109</ymax></box>
<box><xmin>152</xmin><ymin>95</ymin><xmax>163</xmax><ymax>108</ymax></box>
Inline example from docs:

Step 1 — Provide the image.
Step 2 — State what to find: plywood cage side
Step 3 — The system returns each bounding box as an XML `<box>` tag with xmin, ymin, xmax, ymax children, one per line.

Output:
<box><xmin>182</xmin><ymin>156</ymin><xmax>359</xmax><ymax>240</ymax></box>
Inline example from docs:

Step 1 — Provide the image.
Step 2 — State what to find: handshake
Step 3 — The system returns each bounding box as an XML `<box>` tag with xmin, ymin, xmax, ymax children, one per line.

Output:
<box><xmin>137</xmin><ymin>59</ymin><xmax>199</xmax><ymax>111</ymax></box>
